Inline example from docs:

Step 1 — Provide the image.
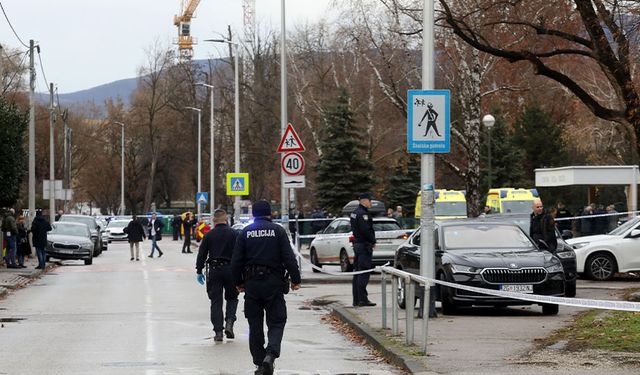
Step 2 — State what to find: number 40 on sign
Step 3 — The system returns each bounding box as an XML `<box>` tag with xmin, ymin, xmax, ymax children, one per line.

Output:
<box><xmin>282</xmin><ymin>152</ymin><xmax>304</xmax><ymax>176</ymax></box>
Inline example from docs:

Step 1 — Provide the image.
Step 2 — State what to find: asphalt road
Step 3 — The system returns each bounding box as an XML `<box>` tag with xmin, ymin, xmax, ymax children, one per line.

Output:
<box><xmin>0</xmin><ymin>240</ymin><xmax>402</xmax><ymax>375</ymax></box>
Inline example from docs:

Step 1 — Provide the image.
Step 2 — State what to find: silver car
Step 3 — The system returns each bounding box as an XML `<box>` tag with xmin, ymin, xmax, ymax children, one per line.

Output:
<box><xmin>46</xmin><ymin>222</ymin><xmax>95</xmax><ymax>265</ymax></box>
<box><xmin>59</xmin><ymin>215</ymin><xmax>103</xmax><ymax>257</ymax></box>
<box><xmin>105</xmin><ymin>219</ymin><xmax>131</xmax><ymax>242</ymax></box>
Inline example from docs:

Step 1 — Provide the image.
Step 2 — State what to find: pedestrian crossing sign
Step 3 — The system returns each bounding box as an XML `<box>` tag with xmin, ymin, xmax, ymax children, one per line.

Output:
<box><xmin>226</xmin><ymin>173</ymin><xmax>249</xmax><ymax>196</ymax></box>
<box><xmin>196</xmin><ymin>192</ymin><xmax>208</xmax><ymax>204</ymax></box>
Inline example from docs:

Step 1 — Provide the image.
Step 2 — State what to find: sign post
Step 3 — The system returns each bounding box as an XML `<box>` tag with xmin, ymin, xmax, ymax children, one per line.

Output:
<box><xmin>277</xmin><ymin>123</ymin><xmax>306</xmax><ymax>227</ymax></box>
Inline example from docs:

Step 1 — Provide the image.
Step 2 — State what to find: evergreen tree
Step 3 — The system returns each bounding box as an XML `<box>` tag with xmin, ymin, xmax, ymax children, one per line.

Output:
<box><xmin>0</xmin><ymin>98</ymin><xmax>28</xmax><ymax>207</ymax></box>
<box><xmin>479</xmin><ymin>109</ymin><xmax>526</xmax><ymax>191</ymax></box>
<box><xmin>383</xmin><ymin>153</ymin><xmax>420</xmax><ymax>216</ymax></box>
<box><xmin>512</xmin><ymin>104</ymin><xmax>568</xmax><ymax>185</ymax></box>
<box><xmin>315</xmin><ymin>89</ymin><xmax>374</xmax><ymax>215</ymax></box>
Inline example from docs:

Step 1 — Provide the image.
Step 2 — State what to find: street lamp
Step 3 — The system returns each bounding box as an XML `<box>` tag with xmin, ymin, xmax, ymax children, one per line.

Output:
<box><xmin>195</xmin><ymin>82</ymin><xmax>215</xmax><ymax>213</ymax></box>
<box><xmin>186</xmin><ymin>106</ymin><xmax>202</xmax><ymax>221</ymax></box>
<box><xmin>113</xmin><ymin>122</ymin><xmax>126</xmax><ymax>215</ymax></box>
<box><xmin>204</xmin><ymin>36</ymin><xmax>241</xmax><ymax>223</ymax></box>
<box><xmin>482</xmin><ymin>114</ymin><xmax>496</xmax><ymax>190</ymax></box>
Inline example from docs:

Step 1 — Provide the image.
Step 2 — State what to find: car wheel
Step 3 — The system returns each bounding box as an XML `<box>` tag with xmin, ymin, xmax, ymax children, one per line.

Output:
<box><xmin>84</xmin><ymin>257</ymin><xmax>93</xmax><ymax>265</ymax></box>
<box><xmin>586</xmin><ymin>252</ymin><xmax>617</xmax><ymax>281</ymax></box>
<box><xmin>542</xmin><ymin>303</ymin><xmax>559</xmax><ymax>315</ymax></box>
<box><xmin>397</xmin><ymin>276</ymin><xmax>406</xmax><ymax>309</ymax></box>
<box><xmin>565</xmin><ymin>281</ymin><xmax>576</xmax><ymax>298</ymax></box>
<box><xmin>340</xmin><ymin>249</ymin><xmax>353</xmax><ymax>272</ymax></box>
<box><xmin>439</xmin><ymin>273</ymin><xmax>457</xmax><ymax>315</ymax></box>
<box><xmin>310</xmin><ymin>248</ymin><xmax>321</xmax><ymax>273</ymax></box>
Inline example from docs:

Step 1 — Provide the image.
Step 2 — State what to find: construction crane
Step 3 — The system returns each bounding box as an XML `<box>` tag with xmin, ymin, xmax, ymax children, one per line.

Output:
<box><xmin>174</xmin><ymin>0</ymin><xmax>202</xmax><ymax>61</ymax></box>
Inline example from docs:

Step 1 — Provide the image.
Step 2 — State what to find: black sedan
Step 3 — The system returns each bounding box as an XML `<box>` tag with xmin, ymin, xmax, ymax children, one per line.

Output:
<box><xmin>46</xmin><ymin>222</ymin><xmax>95</xmax><ymax>265</ymax></box>
<box><xmin>394</xmin><ymin>221</ymin><xmax>565</xmax><ymax>315</ymax></box>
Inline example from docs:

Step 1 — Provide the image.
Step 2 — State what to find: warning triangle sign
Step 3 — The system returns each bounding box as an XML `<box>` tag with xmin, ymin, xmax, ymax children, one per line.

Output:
<box><xmin>277</xmin><ymin>123</ymin><xmax>305</xmax><ymax>153</ymax></box>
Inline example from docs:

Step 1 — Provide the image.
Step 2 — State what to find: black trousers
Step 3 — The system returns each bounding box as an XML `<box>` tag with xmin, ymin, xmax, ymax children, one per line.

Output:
<box><xmin>352</xmin><ymin>242</ymin><xmax>373</xmax><ymax>305</ymax></box>
<box><xmin>207</xmin><ymin>265</ymin><xmax>238</xmax><ymax>333</ymax></box>
<box><xmin>182</xmin><ymin>234</ymin><xmax>191</xmax><ymax>252</ymax></box>
<box><xmin>244</xmin><ymin>274</ymin><xmax>287</xmax><ymax>366</ymax></box>
<box><xmin>172</xmin><ymin>227</ymin><xmax>181</xmax><ymax>240</ymax></box>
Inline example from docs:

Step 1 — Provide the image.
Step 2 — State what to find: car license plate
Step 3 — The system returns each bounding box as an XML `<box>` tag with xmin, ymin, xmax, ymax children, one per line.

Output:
<box><xmin>500</xmin><ymin>284</ymin><xmax>533</xmax><ymax>293</ymax></box>
<box><xmin>377</xmin><ymin>239</ymin><xmax>392</xmax><ymax>244</ymax></box>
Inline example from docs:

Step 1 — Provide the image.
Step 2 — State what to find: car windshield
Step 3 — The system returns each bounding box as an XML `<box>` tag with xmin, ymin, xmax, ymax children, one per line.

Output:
<box><xmin>435</xmin><ymin>202</ymin><xmax>467</xmax><ymax>216</ymax></box>
<box><xmin>107</xmin><ymin>221</ymin><xmax>128</xmax><ymax>228</ymax></box>
<box><xmin>373</xmin><ymin>221</ymin><xmax>402</xmax><ymax>231</ymax></box>
<box><xmin>443</xmin><ymin>224</ymin><xmax>535</xmax><ymax>250</ymax></box>
<box><xmin>609</xmin><ymin>216</ymin><xmax>640</xmax><ymax>236</ymax></box>
<box><xmin>501</xmin><ymin>200</ymin><xmax>534</xmax><ymax>214</ymax></box>
<box><xmin>52</xmin><ymin>224</ymin><xmax>89</xmax><ymax>237</ymax></box>
<box><xmin>60</xmin><ymin>216</ymin><xmax>96</xmax><ymax>228</ymax></box>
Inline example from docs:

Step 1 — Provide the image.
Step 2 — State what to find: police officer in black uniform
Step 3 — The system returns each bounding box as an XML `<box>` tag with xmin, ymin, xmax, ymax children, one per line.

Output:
<box><xmin>196</xmin><ymin>209</ymin><xmax>239</xmax><ymax>342</ymax></box>
<box><xmin>231</xmin><ymin>200</ymin><xmax>301</xmax><ymax>375</ymax></box>
<box><xmin>350</xmin><ymin>193</ymin><xmax>377</xmax><ymax>307</ymax></box>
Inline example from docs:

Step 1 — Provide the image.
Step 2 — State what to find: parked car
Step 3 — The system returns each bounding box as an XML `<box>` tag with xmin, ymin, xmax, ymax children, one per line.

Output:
<box><xmin>394</xmin><ymin>221</ymin><xmax>565</xmax><ymax>315</ymax></box>
<box><xmin>566</xmin><ymin>215</ymin><xmax>640</xmax><ymax>281</ymax></box>
<box><xmin>59</xmin><ymin>215</ymin><xmax>103</xmax><ymax>257</ymax></box>
<box><xmin>96</xmin><ymin>217</ymin><xmax>109</xmax><ymax>251</ymax></box>
<box><xmin>309</xmin><ymin>217</ymin><xmax>409</xmax><ymax>272</ymax></box>
<box><xmin>480</xmin><ymin>213</ymin><xmax>577</xmax><ymax>297</ymax></box>
<box><xmin>105</xmin><ymin>219</ymin><xmax>131</xmax><ymax>242</ymax></box>
<box><xmin>46</xmin><ymin>222</ymin><xmax>95</xmax><ymax>265</ymax></box>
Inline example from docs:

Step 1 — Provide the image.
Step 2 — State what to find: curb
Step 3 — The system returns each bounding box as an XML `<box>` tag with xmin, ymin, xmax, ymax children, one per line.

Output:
<box><xmin>331</xmin><ymin>304</ymin><xmax>435</xmax><ymax>375</ymax></box>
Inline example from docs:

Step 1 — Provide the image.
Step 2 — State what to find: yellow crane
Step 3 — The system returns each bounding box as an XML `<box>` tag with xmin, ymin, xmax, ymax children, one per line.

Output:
<box><xmin>174</xmin><ymin>0</ymin><xmax>202</xmax><ymax>61</ymax></box>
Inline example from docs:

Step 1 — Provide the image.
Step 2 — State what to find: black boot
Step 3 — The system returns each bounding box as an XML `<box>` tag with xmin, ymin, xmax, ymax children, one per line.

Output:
<box><xmin>262</xmin><ymin>354</ymin><xmax>275</xmax><ymax>375</ymax></box>
<box><xmin>214</xmin><ymin>331</ymin><xmax>223</xmax><ymax>342</ymax></box>
<box><xmin>224</xmin><ymin>320</ymin><xmax>234</xmax><ymax>339</ymax></box>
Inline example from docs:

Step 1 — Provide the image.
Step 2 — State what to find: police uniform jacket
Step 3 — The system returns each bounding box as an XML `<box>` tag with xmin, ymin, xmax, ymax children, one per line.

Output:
<box><xmin>230</xmin><ymin>217</ymin><xmax>302</xmax><ymax>286</ymax></box>
<box><xmin>196</xmin><ymin>223</ymin><xmax>238</xmax><ymax>274</ymax></box>
<box><xmin>350</xmin><ymin>204</ymin><xmax>376</xmax><ymax>245</ymax></box>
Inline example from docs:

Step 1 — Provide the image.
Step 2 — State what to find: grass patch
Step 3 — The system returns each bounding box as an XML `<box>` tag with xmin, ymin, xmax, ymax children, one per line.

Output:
<box><xmin>541</xmin><ymin>309</ymin><xmax>640</xmax><ymax>352</ymax></box>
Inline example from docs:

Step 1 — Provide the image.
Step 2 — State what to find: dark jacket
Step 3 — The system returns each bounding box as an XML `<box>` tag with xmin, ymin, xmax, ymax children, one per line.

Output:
<box><xmin>231</xmin><ymin>217</ymin><xmax>302</xmax><ymax>286</ymax></box>
<box><xmin>171</xmin><ymin>216</ymin><xmax>182</xmax><ymax>229</ymax></box>
<box><xmin>350</xmin><ymin>204</ymin><xmax>376</xmax><ymax>245</ymax></box>
<box><xmin>30</xmin><ymin>216</ymin><xmax>52</xmax><ymax>248</ymax></box>
<box><xmin>555</xmin><ymin>208</ymin><xmax>573</xmax><ymax>232</ymax></box>
<box><xmin>17</xmin><ymin>222</ymin><xmax>31</xmax><ymax>256</ymax></box>
<box><xmin>2</xmin><ymin>214</ymin><xmax>17</xmax><ymax>235</ymax></box>
<box><xmin>147</xmin><ymin>218</ymin><xmax>164</xmax><ymax>239</ymax></box>
<box><xmin>125</xmin><ymin>219</ymin><xmax>146</xmax><ymax>243</ymax></box>
<box><xmin>196</xmin><ymin>223</ymin><xmax>238</xmax><ymax>274</ymax></box>
<box><xmin>182</xmin><ymin>218</ymin><xmax>195</xmax><ymax>237</ymax></box>
<box><xmin>530</xmin><ymin>211</ymin><xmax>557</xmax><ymax>250</ymax></box>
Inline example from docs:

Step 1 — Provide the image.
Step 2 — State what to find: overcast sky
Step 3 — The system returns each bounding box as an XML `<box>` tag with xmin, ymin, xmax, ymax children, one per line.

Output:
<box><xmin>1</xmin><ymin>0</ymin><xmax>333</xmax><ymax>93</ymax></box>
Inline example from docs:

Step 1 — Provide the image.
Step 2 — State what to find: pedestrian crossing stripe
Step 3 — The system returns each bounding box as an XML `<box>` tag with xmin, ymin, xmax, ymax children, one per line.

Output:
<box><xmin>226</xmin><ymin>173</ymin><xmax>249</xmax><ymax>196</ymax></box>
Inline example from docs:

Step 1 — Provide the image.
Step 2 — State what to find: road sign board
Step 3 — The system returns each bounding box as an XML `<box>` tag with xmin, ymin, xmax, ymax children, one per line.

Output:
<box><xmin>276</xmin><ymin>123</ymin><xmax>305</xmax><ymax>152</ymax></box>
<box><xmin>196</xmin><ymin>192</ymin><xmax>208</xmax><ymax>205</ymax></box>
<box><xmin>283</xmin><ymin>175</ymin><xmax>305</xmax><ymax>189</ymax></box>
<box><xmin>226</xmin><ymin>173</ymin><xmax>249</xmax><ymax>196</ymax></box>
<box><xmin>407</xmin><ymin>89</ymin><xmax>451</xmax><ymax>153</ymax></box>
<box><xmin>281</xmin><ymin>152</ymin><xmax>305</xmax><ymax>176</ymax></box>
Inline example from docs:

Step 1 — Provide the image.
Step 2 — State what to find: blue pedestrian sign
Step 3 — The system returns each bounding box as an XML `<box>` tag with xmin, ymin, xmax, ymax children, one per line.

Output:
<box><xmin>407</xmin><ymin>89</ymin><xmax>450</xmax><ymax>153</ymax></box>
<box><xmin>226</xmin><ymin>173</ymin><xmax>250</xmax><ymax>196</ymax></box>
<box><xmin>196</xmin><ymin>192</ymin><xmax>208</xmax><ymax>205</ymax></box>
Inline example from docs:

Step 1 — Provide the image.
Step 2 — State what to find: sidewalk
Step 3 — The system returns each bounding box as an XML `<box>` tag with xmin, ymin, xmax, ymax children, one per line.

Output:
<box><xmin>0</xmin><ymin>255</ymin><xmax>53</xmax><ymax>298</ymax></box>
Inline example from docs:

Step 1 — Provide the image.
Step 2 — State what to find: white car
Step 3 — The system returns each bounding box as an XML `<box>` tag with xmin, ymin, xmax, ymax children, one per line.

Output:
<box><xmin>567</xmin><ymin>216</ymin><xmax>640</xmax><ymax>281</ymax></box>
<box><xmin>309</xmin><ymin>217</ymin><xmax>409</xmax><ymax>272</ymax></box>
<box><xmin>105</xmin><ymin>219</ymin><xmax>131</xmax><ymax>242</ymax></box>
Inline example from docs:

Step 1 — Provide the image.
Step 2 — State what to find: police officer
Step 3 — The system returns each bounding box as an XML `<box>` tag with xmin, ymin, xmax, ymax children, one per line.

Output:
<box><xmin>350</xmin><ymin>193</ymin><xmax>377</xmax><ymax>307</ymax></box>
<box><xmin>196</xmin><ymin>209</ymin><xmax>239</xmax><ymax>342</ymax></box>
<box><xmin>530</xmin><ymin>198</ymin><xmax>557</xmax><ymax>251</ymax></box>
<box><xmin>231</xmin><ymin>200</ymin><xmax>301</xmax><ymax>375</ymax></box>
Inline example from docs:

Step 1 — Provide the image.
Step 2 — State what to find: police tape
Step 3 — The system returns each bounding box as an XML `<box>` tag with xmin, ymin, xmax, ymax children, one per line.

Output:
<box><xmin>293</xmin><ymin>247</ymin><xmax>385</xmax><ymax>276</ymax></box>
<box><xmin>385</xmin><ymin>269</ymin><xmax>640</xmax><ymax>312</ymax></box>
<box><xmin>554</xmin><ymin>210</ymin><xmax>640</xmax><ymax>221</ymax></box>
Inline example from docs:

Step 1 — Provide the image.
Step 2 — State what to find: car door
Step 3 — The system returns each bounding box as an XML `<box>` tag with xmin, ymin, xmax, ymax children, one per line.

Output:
<box><xmin>617</xmin><ymin>221</ymin><xmax>640</xmax><ymax>271</ymax></box>
<box><xmin>335</xmin><ymin>220</ymin><xmax>353</xmax><ymax>260</ymax></box>
<box><xmin>314</xmin><ymin>220</ymin><xmax>340</xmax><ymax>263</ymax></box>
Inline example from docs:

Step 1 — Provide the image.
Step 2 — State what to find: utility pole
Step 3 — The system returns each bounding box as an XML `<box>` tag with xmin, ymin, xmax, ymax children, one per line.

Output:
<box><xmin>62</xmin><ymin>110</ymin><xmax>69</xmax><ymax>213</ymax></box>
<box><xmin>49</xmin><ymin>83</ymin><xmax>55</xmax><ymax>223</ymax></box>
<box><xmin>280</xmin><ymin>0</ymin><xmax>289</xmax><ymax>226</ymax></box>
<box><xmin>28</xmin><ymin>40</ymin><xmax>36</xmax><ymax>225</ymax></box>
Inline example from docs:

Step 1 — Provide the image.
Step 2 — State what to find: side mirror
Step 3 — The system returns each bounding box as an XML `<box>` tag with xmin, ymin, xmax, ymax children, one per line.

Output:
<box><xmin>561</xmin><ymin>230</ymin><xmax>573</xmax><ymax>240</ymax></box>
<box><xmin>537</xmin><ymin>239</ymin><xmax>549</xmax><ymax>250</ymax></box>
<box><xmin>629</xmin><ymin>229</ymin><xmax>640</xmax><ymax>239</ymax></box>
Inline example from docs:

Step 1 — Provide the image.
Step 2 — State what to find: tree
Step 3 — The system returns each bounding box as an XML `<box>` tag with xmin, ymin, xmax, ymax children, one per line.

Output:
<box><xmin>439</xmin><ymin>0</ymin><xmax>640</xmax><ymax>162</ymax></box>
<box><xmin>383</xmin><ymin>153</ymin><xmax>421</xmax><ymax>216</ymax></box>
<box><xmin>316</xmin><ymin>89</ymin><xmax>374</xmax><ymax>214</ymax></box>
<box><xmin>0</xmin><ymin>97</ymin><xmax>28</xmax><ymax>207</ymax></box>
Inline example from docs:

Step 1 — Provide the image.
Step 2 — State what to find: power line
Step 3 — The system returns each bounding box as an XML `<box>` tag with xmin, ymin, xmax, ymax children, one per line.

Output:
<box><xmin>36</xmin><ymin>45</ymin><xmax>50</xmax><ymax>89</ymax></box>
<box><xmin>0</xmin><ymin>2</ymin><xmax>29</xmax><ymax>48</ymax></box>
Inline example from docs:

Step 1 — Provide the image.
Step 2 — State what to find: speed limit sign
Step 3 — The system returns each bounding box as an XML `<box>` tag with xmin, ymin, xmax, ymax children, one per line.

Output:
<box><xmin>282</xmin><ymin>152</ymin><xmax>305</xmax><ymax>176</ymax></box>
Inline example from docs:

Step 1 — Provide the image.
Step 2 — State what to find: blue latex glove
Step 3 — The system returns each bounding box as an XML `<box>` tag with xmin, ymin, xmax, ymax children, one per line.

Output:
<box><xmin>197</xmin><ymin>274</ymin><xmax>205</xmax><ymax>285</ymax></box>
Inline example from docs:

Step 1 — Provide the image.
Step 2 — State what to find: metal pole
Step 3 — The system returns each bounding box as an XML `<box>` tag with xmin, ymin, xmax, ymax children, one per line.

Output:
<box><xmin>381</xmin><ymin>272</ymin><xmax>388</xmax><ymax>329</ymax></box>
<box><xmin>49</xmin><ymin>83</ymin><xmax>56</xmax><ymax>223</ymax></box>
<box><xmin>632</xmin><ymin>166</ymin><xmax>638</xmax><ymax>216</ymax></box>
<box><xmin>233</xmin><ymin>40</ymin><xmax>241</xmax><ymax>223</ymax></box>
<box><xmin>406</xmin><ymin>280</ymin><xmax>415</xmax><ymax>345</ymax></box>
<box><xmin>121</xmin><ymin>124</ymin><xmax>125</xmax><ymax>215</ymax></box>
<box><xmin>63</xmin><ymin>118</ymin><xmax>68</xmax><ymax>212</ymax></box>
<box><xmin>28</xmin><ymin>40</ymin><xmax>35</xmax><ymax>225</ymax></box>
<box><xmin>210</xmin><ymin>85</ymin><xmax>215</xmax><ymax>211</ymax></box>
<box><xmin>197</xmin><ymin>110</ymin><xmax>202</xmax><ymax>221</ymax></box>
<box><xmin>419</xmin><ymin>0</ymin><xmax>436</xmax><ymax>354</ymax></box>
<box><xmin>391</xmin><ymin>276</ymin><xmax>399</xmax><ymax>335</ymax></box>
<box><xmin>281</xmin><ymin>0</ymin><xmax>289</xmax><ymax>226</ymax></box>
<box><xmin>488</xmin><ymin>127</ymin><xmax>492</xmax><ymax>190</ymax></box>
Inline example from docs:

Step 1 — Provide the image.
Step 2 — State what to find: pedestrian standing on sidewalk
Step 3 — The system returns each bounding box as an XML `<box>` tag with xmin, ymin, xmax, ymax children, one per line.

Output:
<box><xmin>171</xmin><ymin>214</ymin><xmax>182</xmax><ymax>241</ymax></box>
<box><xmin>350</xmin><ymin>193</ymin><xmax>377</xmax><ymax>307</ymax></box>
<box><xmin>124</xmin><ymin>214</ymin><xmax>145</xmax><ymax>261</ymax></box>
<box><xmin>16</xmin><ymin>215</ymin><xmax>30</xmax><ymax>268</ymax></box>
<box><xmin>196</xmin><ymin>209</ymin><xmax>239</xmax><ymax>342</ymax></box>
<box><xmin>147</xmin><ymin>213</ymin><xmax>164</xmax><ymax>258</ymax></box>
<box><xmin>231</xmin><ymin>200</ymin><xmax>301</xmax><ymax>375</ymax></box>
<box><xmin>2</xmin><ymin>208</ymin><xmax>18</xmax><ymax>268</ymax></box>
<box><xmin>30</xmin><ymin>209</ymin><xmax>51</xmax><ymax>269</ymax></box>
<box><xmin>182</xmin><ymin>213</ymin><xmax>195</xmax><ymax>253</ymax></box>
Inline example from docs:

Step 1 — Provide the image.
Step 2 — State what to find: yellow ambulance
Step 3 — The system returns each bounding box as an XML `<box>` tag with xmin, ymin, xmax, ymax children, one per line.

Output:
<box><xmin>415</xmin><ymin>190</ymin><xmax>467</xmax><ymax>219</ymax></box>
<box><xmin>485</xmin><ymin>188</ymin><xmax>541</xmax><ymax>214</ymax></box>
